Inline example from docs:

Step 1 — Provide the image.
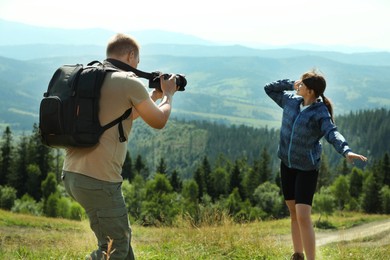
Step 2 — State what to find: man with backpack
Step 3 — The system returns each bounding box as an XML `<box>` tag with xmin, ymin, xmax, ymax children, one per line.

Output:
<box><xmin>61</xmin><ymin>33</ymin><xmax>179</xmax><ymax>260</ymax></box>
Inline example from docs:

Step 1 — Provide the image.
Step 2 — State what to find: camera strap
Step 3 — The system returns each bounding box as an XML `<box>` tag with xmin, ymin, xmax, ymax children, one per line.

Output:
<box><xmin>104</xmin><ymin>58</ymin><xmax>158</xmax><ymax>80</ymax></box>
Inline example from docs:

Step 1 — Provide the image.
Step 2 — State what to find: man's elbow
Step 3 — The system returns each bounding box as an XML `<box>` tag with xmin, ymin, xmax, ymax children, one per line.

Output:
<box><xmin>149</xmin><ymin>117</ymin><xmax>168</xmax><ymax>129</ymax></box>
<box><xmin>152</xmin><ymin>122</ymin><xmax>167</xmax><ymax>129</ymax></box>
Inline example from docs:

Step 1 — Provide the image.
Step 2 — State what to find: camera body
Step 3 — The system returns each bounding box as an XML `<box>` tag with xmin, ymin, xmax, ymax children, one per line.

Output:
<box><xmin>149</xmin><ymin>72</ymin><xmax>187</xmax><ymax>92</ymax></box>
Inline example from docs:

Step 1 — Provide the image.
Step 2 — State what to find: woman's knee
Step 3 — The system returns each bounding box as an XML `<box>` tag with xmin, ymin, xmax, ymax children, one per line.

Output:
<box><xmin>285</xmin><ymin>200</ymin><xmax>298</xmax><ymax>219</ymax></box>
<box><xmin>295</xmin><ymin>204</ymin><xmax>312</xmax><ymax>224</ymax></box>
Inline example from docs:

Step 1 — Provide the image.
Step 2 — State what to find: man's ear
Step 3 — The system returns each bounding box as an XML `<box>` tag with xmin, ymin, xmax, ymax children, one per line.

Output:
<box><xmin>127</xmin><ymin>51</ymin><xmax>134</xmax><ymax>62</ymax></box>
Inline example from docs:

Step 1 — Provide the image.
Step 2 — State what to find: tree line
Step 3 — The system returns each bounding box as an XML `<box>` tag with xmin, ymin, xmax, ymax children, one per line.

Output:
<box><xmin>0</xmin><ymin>108</ymin><xmax>389</xmax><ymax>225</ymax></box>
<box><xmin>127</xmin><ymin>108</ymin><xmax>390</xmax><ymax>179</ymax></box>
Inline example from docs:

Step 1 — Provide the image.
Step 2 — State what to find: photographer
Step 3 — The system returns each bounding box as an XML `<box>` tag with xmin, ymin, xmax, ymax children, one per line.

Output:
<box><xmin>62</xmin><ymin>33</ymin><xmax>178</xmax><ymax>260</ymax></box>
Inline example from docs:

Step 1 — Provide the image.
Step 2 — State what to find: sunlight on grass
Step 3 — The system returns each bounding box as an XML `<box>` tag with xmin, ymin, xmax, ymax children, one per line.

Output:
<box><xmin>1</xmin><ymin>210</ymin><xmax>389</xmax><ymax>259</ymax></box>
<box><xmin>133</xmin><ymin>220</ymin><xmax>292</xmax><ymax>259</ymax></box>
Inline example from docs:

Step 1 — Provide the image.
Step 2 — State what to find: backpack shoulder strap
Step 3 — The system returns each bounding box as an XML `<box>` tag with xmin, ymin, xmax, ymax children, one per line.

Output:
<box><xmin>87</xmin><ymin>60</ymin><xmax>131</xmax><ymax>142</ymax></box>
<box><xmin>101</xmin><ymin>108</ymin><xmax>133</xmax><ymax>142</ymax></box>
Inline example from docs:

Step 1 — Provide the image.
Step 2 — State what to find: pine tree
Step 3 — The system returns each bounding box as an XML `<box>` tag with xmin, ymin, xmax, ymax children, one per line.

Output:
<box><xmin>202</xmin><ymin>156</ymin><xmax>213</xmax><ymax>196</ymax></box>
<box><xmin>230</xmin><ymin>160</ymin><xmax>241</xmax><ymax>193</ymax></box>
<box><xmin>7</xmin><ymin>134</ymin><xmax>29</xmax><ymax>197</ymax></box>
<box><xmin>26</xmin><ymin>164</ymin><xmax>41</xmax><ymax>201</ymax></box>
<box><xmin>41</xmin><ymin>172</ymin><xmax>58</xmax><ymax>200</ymax></box>
<box><xmin>317</xmin><ymin>153</ymin><xmax>331</xmax><ymax>191</ymax></box>
<box><xmin>122</xmin><ymin>151</ymin><xmax>134</xmax><ymax>181</ymax></box>
<box><xmin>193</xmin><ymin>166</ymin><xmax>204</xmax><ymax>200</ymax></box>
<box><xmin>29</xmin><ymin>124</ymin><xmax>53</xmax><ymax>187</ymax></box>
<box><xmin>226</xmin><ymin>188</ymin><xmax>243</xmax><ymax>216</ymax></box>
<box><xmin>338</xmin><ymin>159</ymin><xmax>350</xmax><ymax>176</ymax></box>
<box><xmin>53</xmin><ymin>148</ymin><xmax>62</xmax><ymax>182</ymax></box>
<box><xmin>135</xmin><ymin>154</ymin><xmax>148</xmax><ymax>180</ymax></box>
<box><xmin>331</xmin><ymin>175</ymin><xmax>350</xmax><ymax>210</ymax></box>
<box><xmin>244</xmin><ymin>159</ymin><xmax>261</xmax><ymax>203</ymax></box>
<box><xmin>182</xmin><ymin>179</ymin><xmax>199</xmax><ymax>203</ymax></box>
<box><xmin>181</xmin><ymin>180</ymin><xmax>199</xmax><ymax>221</ymax></box>
<box><xmin>156</xmin><ymin>158</ymin><xmax>167</xmax><ymax>175</ymax></box>
<box><xmin>349</xmin><ymin>167</ymin><xmax>363</xmax><ymax>198</ymax></box>
<box><xmin>169</xmin><ymin>170</ymin><xmax>182</xmax><ymax>192</ymax></box>
<box><xmin>382</xmin><ymin>153</ymin><xmax>390</xmax><ymax>186</ymax></box>
<box><xmin>0</xmin><ymin>126</ymin><xmax>13</xmax><ymax>186</ymax></box>
<box><xmin>361</xmin><ymin>172</ymin><xmax>381</xmax><ymax>213</ymax></box>
<box><xmin>380</xmin><ymin>185</ymin><xmax>390</xmax><ymax>214</ymax></box>
<box><xmin>259</xmin><ymin>147</ymin><xmax>272</xmax><ymax>183</ymax></box>
<box><xmin>210</xmin><ymin>167</ymin><xmax>229</xmax><ymax>199</ymax></box>
<box><xmin>215</xmin><ymin>153</ymin><xmax>233</xmax><ymax>173</ymax></box>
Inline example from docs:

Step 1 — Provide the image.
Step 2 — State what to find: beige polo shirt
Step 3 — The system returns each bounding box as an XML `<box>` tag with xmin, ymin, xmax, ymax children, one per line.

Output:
<box><xmin>63</xmin><ymin>71</ymin><xmax>149</xmax><ymax>182</ymax></box>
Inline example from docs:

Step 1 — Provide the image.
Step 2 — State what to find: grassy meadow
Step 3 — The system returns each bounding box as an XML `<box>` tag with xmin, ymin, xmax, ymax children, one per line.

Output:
<box><xmin>0</xmin><ymin>209</ymin><xmax>389</xmax><ymax>259</ymax></box>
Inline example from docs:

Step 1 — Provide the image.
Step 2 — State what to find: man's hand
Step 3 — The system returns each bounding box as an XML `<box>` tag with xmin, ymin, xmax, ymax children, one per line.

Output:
<box><xmin>150</xmin><ymin>89</ymin><xmax>163</xmax><ymax>101</ymax></box>
<box><xmin>160</xmin><ymin>74</ymin><xmax>178</xmax><ymax>96</ymax></box>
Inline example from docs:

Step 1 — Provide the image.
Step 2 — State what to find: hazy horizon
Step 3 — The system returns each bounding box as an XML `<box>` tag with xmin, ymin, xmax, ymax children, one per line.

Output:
<box><xmin>0</xmin><ymin>0</ymin><xmax>389</xmax><ymax>52</ymax></box>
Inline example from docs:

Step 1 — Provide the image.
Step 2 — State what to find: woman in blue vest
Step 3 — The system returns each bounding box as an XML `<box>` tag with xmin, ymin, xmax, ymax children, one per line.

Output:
<box><xmin>264</xmin><ymin>70</ymin><xmax>367</xmax><ymax>260</ymax></box>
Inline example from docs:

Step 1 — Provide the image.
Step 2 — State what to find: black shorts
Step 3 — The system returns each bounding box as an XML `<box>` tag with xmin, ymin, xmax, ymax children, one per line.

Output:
<box><xmin>280</xmin><ymin>162</ymin><xmax>319</xmax><ymax>206</ymax></box>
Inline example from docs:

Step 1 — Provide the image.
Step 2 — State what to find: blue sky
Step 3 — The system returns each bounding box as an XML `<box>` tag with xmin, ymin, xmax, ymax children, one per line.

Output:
<box><xmin>0</xmin><ymin>0</ymin><xmax>389</xmax><ymax>51</ymax></box>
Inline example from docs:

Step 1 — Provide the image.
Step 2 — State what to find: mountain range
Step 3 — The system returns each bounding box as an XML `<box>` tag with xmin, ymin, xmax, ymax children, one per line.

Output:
<box><xmin>0</xmin><ymin>19</ymin><xmax>389</xmax><ymax>132</ymax></box>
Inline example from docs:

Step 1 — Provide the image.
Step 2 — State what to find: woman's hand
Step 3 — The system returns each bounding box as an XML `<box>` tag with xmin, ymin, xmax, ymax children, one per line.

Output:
<box><xmin>346</xmin><ymin>151</ymin><xmax>368</xmax><ymax>163</ymax></box>
<box><xmin>293</xmin><ymin>80</ymin><xmax>302</xmax><ymax>91</ymax></box>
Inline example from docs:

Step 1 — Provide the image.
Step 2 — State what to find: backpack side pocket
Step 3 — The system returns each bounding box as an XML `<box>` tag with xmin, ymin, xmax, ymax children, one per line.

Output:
<box><xmin>39</xmin><ymin>96</ymin><xmax>63</xmax><ymax>145</ymax></box>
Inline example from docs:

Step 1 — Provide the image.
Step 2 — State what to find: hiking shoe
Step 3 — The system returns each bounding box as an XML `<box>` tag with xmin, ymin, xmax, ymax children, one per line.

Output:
<box><xmin>291</xmin><ymin>252</ymin><xmax>305</xmax><ymax>260</ymax></box>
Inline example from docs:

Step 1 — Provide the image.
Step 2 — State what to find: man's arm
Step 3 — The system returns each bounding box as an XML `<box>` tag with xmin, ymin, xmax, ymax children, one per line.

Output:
<box><xmin>133</xmin><ymin>75</ymin><xmax>177</xmax><ymax>129</ymax></box>
<box><xmin>131</xmin><ymin>89</ymin><xmax>162</xmax><ymax>120</ymax></box>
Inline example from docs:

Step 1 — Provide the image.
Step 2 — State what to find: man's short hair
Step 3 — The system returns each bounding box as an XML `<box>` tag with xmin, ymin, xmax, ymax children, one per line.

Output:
<box><xmin>106</xmin><ymin>33</ymin><xmax>140</xmax><ymax>58</ymax></box>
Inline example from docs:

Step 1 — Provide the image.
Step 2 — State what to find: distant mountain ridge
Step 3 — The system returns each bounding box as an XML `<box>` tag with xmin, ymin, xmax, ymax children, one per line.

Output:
<box><xmin>2</xmin><ymin>43</ymin><xmax>390</xmax><ymax>67</ymax></box>
<box><xmin>1</xmin><ymin>19</ymin><xmax>389</xmax><ymax>55</ymax></box>
<box><xmin>0</xmin><ymin>19</ymin><xmax>212</xmax><ymax>46</ymax></box>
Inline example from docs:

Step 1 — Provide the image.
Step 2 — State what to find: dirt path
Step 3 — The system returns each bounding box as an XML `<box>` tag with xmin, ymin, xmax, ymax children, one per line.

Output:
<box><xmin>315</xmin><ymin>219</ymin><xmax>390</xmax><ymax>246</ymax></box>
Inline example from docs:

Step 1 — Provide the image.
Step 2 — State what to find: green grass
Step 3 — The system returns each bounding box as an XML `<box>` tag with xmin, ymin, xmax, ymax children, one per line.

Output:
<box><xmin>0</xmin><ymin>210</ymin><xmax>389</xmax><ymax>259</ymax></box>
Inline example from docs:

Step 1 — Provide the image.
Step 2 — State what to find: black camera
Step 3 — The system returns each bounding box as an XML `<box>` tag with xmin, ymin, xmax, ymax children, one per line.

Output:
<box><xmin>149</xmin><ymin>72</ymin><xmax>187</xmax><ymax>92</ymax></box>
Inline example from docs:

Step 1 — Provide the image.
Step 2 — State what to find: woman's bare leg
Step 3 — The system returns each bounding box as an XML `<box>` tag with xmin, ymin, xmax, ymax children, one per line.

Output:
<box><xmin>285</xmin><ymin>200</ymin><xmax>303</xmax><ymax>254</ymax></box>
<box><xmin>296</xmin><ymin>203</ymin><xmax>315</xmax><ymax>260</ymax></box>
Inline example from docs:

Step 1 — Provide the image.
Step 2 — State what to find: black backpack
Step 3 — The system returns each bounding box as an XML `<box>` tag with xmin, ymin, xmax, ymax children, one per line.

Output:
<box><xmin>39</xmin><ymin>61</ymin><xmax>132</xmax><ymax>148</ymax></box>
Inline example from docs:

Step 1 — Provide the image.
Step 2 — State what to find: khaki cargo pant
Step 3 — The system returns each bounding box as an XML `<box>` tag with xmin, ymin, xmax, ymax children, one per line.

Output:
<box><xmin>62</xmin><ymin>171</ymin><xmax>135</xmax><ymax>260</ymax></box>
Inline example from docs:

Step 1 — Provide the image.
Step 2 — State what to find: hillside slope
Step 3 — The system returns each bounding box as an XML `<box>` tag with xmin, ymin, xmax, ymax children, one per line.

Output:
<box><xmin>1</xmin><ymin>53</ymin><xmax>389</xmax><ymax>131</ymax></box>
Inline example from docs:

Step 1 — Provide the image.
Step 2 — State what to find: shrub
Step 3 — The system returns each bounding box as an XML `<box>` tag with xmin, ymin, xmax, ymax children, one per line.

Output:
<box><xmin>41</xmin><ymin>173</ymin><xmax>58</xmax><ymax>200</ymax></box>
<box><xmin>140</xmin><ymin>174</ymin><xmax>179</xmax><ymax>226</ymax></box>
<box><xmin>122</xmin><ymin>177</ymin><xmax>145</xmax><ymax>222</ymax></box>
<box><xmin>313</xmin><ymin>187</ymin><xmax>335</xmax><ymax>216</ymax></box>
<box><xmin>0</xmin><ymin>185</ymin><xmax>17</xmax><ymax>210</ymax></box>
<box><xmin>253</xmin><ymin>181</ymin><xmax>282</xmax><ymax>218</ymax></box>
<box><xmin>69</xmin><ymin>202</ymin><xmax>85</xmax><ymax>220</ymax></box>
<box><xmin>44</xmin><ymin>193</ymin><xmax>60</xmax><ymax>217</ymax></box>
<box><xmin>56</xmin><ymin>197</ymin><xmax>71</xmax><ymax>219</ymax></box>
<box><xmin>11</xmin><ymin>194</ymin><xmax>43</xmax><ymax>216</ymax></box>
<box><xmin>380</xmin><ymin>185</ymin><xmax>390</xmax><ymax>214</ymax></box>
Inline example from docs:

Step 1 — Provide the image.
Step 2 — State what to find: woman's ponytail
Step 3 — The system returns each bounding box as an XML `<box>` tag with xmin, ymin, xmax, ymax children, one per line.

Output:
<box><xmin>321</xmin><ymin>94</ymin><xmax>335</xmax><ymax>123</ymax></box>
<box><xmin>302</xmin><ymin>70</ymin><xmax>335</xmax><ymax>123</ymax></box>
